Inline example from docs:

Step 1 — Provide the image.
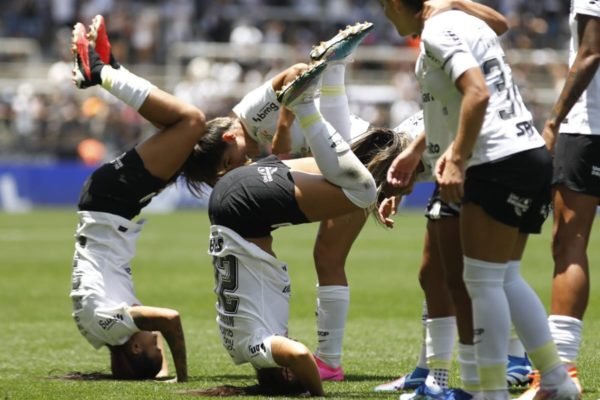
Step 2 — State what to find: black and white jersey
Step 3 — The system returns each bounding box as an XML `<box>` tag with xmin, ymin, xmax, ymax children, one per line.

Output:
<box><xmin>416</xmin><ymin>10</ymin><xmax>544</xmax><ymax>167</ymax></box>
<box><xmin>208</xmin><ymin>155</ymin><xmax>308</xmax><ymax>238</ymax></box>
<box><xmin>560</xmin><ymin>0</ymin><xmax>600</xmax><ymax>135</ymax></box>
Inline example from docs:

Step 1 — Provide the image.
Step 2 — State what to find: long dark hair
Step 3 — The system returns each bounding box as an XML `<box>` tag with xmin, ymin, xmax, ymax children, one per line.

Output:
<box><xmin>181</xmin><ymin>116</ymin><xmax>236</xmax><ymax>196</ymax></box>
<box><xmin>403</xmin><ymin>0</ymin><xmax>424</xmax><ymax>12</ymax></box>
<box><xmin>184</xmin><ymin>367</ymin><xmax>308</xmax><ymax>397</ymax></box>
<box><xmin>350</xmin><ymin>126</ymin><xmax>411</xmax><ymax>222</ymax></box>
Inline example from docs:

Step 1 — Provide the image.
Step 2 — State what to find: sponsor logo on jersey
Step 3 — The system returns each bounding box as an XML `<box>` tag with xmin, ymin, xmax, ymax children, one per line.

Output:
<box><xmin>258</xmin><ymin>166</ymin><xmax>278</xmax><ymax>183</ymax></box>
<box><xmin>220</xmin><ymin>315</ymin><xmax>235</xmax><ymax>327</ymax></box>
<box><xmin>592</xmin><ymin>165</ymin><xmax>600</xmax><ymax>178</ymax></box>
<box><xmin>248</xmin><ymin>342</ymin><xmax>266</xmax><ymax>355</ymax></box>
<box><xmin>506</xmin><ymin>193</ymin><xmax>531</xmax><ymax>217</ymax></box>
<box><xmin>98</xmin><ymin>314</ymin><xmax>124</xmax><ymax>330</ymax></box>
<box><xmin>252</xmin><ymin>102</ymin><xmax>279</xmax><ymax>123</ymax></box>
<box><xmin>282</xmin><ymin>285</ymin><xmax>291</xmax><ymax>293</ymax></box>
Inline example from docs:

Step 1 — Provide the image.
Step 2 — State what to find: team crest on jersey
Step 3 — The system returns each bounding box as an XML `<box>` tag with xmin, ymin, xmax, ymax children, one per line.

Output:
<box><xmin>506</xmin><ymin>193</ymin><xmax>531</xmax><ymax>217</ymax></box>
<box><xmin>258</xmin><ymin>166</ymin><xmax>277</xmax><ymax>183</ymax></box>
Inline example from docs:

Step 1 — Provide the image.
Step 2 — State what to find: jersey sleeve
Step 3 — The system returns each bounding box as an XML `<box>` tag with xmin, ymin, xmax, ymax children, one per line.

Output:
<box><xmin>573</xmin><ymin>0</ymin><xmax>600</xmax><ymax>18</ymax></box>
<box><xmin>88</xmin><ymin>302</ymin><xmax>140</xmax><ymax>348</ymax></box>
<box><xmin>232</xmin><ymin>80</ymin><xmax>281</xmax><ymax>145</ymax></box>
<box><xmin>421</xmin><ymin>18</ymin><xmax>479</xmax><ymax>84</ymax></box>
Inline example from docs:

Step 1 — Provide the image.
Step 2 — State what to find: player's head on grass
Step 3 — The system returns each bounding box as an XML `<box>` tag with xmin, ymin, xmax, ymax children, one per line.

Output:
<box><xmin>109</xmin><ymin>331</ymin><xmax>163</xmax><ymax>380</ymax></box>
<box><xmin>189</xmin><ymin>367</ymin><xmax>308</xmax><ymax>396</ymax></box>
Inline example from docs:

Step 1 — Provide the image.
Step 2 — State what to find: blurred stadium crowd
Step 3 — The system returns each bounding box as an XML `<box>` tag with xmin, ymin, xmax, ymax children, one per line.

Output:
<box><xmin>0</xmin><ymin>0</ymin><xmax>569</xmax><ymax>163</ymax></box>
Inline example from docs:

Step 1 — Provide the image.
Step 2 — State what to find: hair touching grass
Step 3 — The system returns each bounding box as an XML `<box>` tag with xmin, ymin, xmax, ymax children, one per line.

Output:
<box><xmin>183</xmin><ymin>367</ymin><xmax>308</xmax><ymax>397</ymax></box>
<box><xmin>350</xmin><ymin>127</ymin><xmax>412</xmax><ymax>224</ymax></box>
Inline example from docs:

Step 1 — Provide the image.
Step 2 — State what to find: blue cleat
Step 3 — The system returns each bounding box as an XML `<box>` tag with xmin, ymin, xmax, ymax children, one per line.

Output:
<box><xmin>374</xmin><ymin>367</ymin><xmax>429</xmax><ymax>392</ymax></box>
<box><xmin>276</xmin><ymin>60</ymin><xmax>326</xmax><ymax>108</ymax></box>
<box><xmin>399</xmin><ymin>384</ymin><xmax>473</xmax><ymax>400</ymax></box>
<box><xmin>310</xmin><ymin>21</ymin><xmax>374</xmax><ymax>63</ymax></box>
<box><xmin>507</xmin><ymin>355</ymin><xmax>533</xmax><ymax>387</ymax></box>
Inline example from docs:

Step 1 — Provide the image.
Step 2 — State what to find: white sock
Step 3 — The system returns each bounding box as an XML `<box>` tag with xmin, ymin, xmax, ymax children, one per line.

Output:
<box><xmin>458</xmin><ymin>343</ymin><xmax>480</xmax><ymax>393</ymax></box>
<box><xmin>548</xmin><ymin>314</ymin><xmax>583</xmax><ymax>365</ymax></box>
<box><xmin>504</xmin><ymin>260</ymin><xmax>561</xmax><ymax>376</ymax></box>
<box><xmin>318</xmin><ymin>62</ymin><xmax>351</xmax><ymax>141</ymax></box>
<box><xmin>101</xmin><ymin>66</ymin><xmax>154</xmax><ymax>111</ymax></box>
<box><xmin>293</xmin><ymin>102</ymin><xmax>376</xmax><ymax>208</ymax></box>
<box><xmin>315</xmin><ymin>285</ymin><xmax>349</xmax><ymax>368</ymax></box>
<box><xmin>508</xmin><ymin>327</ymin><xmax>526</xmax><ymax>358</ymax></box>
<box><xmin>463</xmin><ymin>256</ymin><xmax>509</xmax><ymax>392</ymax></box>
<box><xmin>426</xmin><ymin>317</ymin><xmax>456</xmax><ymax>368</ymax></box>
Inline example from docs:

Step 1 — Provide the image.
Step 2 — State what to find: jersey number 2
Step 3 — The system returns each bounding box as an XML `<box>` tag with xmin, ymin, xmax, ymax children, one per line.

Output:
<box><xmin>213</xmin><ymin>255</ymin><xmax>240</xmax><ymax>314</ymax></box>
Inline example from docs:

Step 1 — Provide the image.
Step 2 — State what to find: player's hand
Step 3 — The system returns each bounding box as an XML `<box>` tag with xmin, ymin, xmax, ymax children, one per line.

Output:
<box><xmin>387</xmin><ymin>149</ymin><xmax>420</xmax><ymax>189</ymax></box>
<box><xmin>377</xmin><ymin>196</ymin><xmax>400</xmax><ymax>228</ymax></box>
<box><xmin>435</xmin><ymin>148</ymin><xmax>464</xmax><ymax>203</ymax></box>
<box><xmin>541</xmin><ymin>120</ymin><xmax>559</xmax><ymax>154</ymax></box>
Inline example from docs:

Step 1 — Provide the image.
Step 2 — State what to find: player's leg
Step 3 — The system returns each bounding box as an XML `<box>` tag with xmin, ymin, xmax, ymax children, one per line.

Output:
<box><xmin>312</xmin><ymin>210</ymin><xmax>367</xmax><ymax>381</ymax></box>
<box><xmin>277</xmin><ymin>62</ymin><xmax>376</xmax><ymax>215</ymax></box>
<box><xmin>310</xmin><ymin>22</ymin><xmax>373</xmax><ymax>142</ymax></box>
<box><xmin>71</xmin><ymin>20</ymin><xmax>205</xmax><ymax>180</ymax></box>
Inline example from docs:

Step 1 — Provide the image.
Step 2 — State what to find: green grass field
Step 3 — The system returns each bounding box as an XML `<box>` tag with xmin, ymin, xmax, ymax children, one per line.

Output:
<box><xmin>0</xmin><ymin>209</ymin><xmax>599</xmax><ymax>399</ymax></box>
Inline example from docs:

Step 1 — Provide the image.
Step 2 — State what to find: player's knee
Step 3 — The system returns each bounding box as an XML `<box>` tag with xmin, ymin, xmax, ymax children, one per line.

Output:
<box><xmin>342</xmin><ymin>171</ymin><xmax>376</xmax><ymax>209</ymax></box>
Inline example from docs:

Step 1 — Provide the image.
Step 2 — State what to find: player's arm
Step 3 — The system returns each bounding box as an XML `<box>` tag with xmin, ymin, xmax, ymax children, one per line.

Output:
<box><xmin>270</xmin><ymin>336</ymin><xmax>324</xmax><ymax>396</ymax></box>
<box><xmin>272</xmin><ymin>107</ymin><xmax>295</xmax><ymax>156</ymax></box>
<box><xmin>129</xmin><ymin>306</ymin><xmax>188</xmax><ymax>382</ymax></box>
<box><xmin>543</xmin><ymin>14</ymin><xmax>600</xmax><ymax>152</ymax></box>
<box><xmin>438</xmin><ymin>68</ymin><xmax>489</xmax><ymax>203</ymax></box>
<box><xmin>387</xmin><ymin>130</ymin><xmax>426</xmax><ymax>188</ymax></box>
<box><xmin>422</xmin><ymin>0</ymin><xmax>509</xmax><ymax>35</ymax></box>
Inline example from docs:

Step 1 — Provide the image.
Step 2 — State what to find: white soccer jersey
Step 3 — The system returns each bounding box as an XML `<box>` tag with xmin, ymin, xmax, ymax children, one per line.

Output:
<box><xmin>208</xmin><ymin>225</ymin><xmax>290</xmax><ymax>369</ymax></box>
<box><xmin>416</xmin><ymin>10</ymin><xmax>544</xmax><ymax>168</ymax></box>
<box><xmin>232</xmin><ymin>80</ymin><xmax>370</xmax><ymax>156</ymax></box>
<box><xmin>559</xmin><ymin>0</ymin><xmax>600</xmax><ymax>135</ymax></box>
<box><xmin>70</xmin><ymin>211</ymin><xmax>142</xmax><ymax>349</ymax></box>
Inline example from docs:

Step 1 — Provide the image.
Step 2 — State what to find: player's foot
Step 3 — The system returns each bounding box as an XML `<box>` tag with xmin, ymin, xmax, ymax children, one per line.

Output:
<box><xmin>507</xmin><ymin>355</ymin><xmax>533</xmax><ymax>387</ymax></box>
<box><xmin>87</xmin><ymin>14</ymin><xmax>120</xmax><ymax>69</ymax></box>
<box><xmin>71</xmin><ymin>22</ymin><xmax>104</xmax><ymax>88</ymax></box>
<box><xmin>314</xmin><ymin>355</ymin><xmax>344</xmax><ymax>382</ymax></box>
<box><xmin>310</xmin><ymin>21</ymin><xmax>373</xmax><ymax>63</ymax></box>
<box><xmin>374</xmin><ymin>367</ymin><xmax>429</xmax><ymax>392</ymax></box>
<box><xmin>515</xmin><ymin>367</ymin><xmax>582</xmax><ymax>400</ymax></box>
<box><xmin>276</xmin><ymin>60</ymin><xmax>326</xmax><ymax>108</ymax></box>
<box><xmin>399</xmin><ymin>384</ymin><xmax>473</xmax><ymax>400</ymax></box>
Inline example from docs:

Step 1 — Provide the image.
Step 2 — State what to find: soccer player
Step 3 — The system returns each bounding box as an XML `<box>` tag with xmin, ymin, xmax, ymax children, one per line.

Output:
<box><xmin>184</xmin><ymin>21</ymin><xmax>375</xmax><ymax>381</ymax></box>
<box><xmin>380</xmin><ymin>1</ymin><xmax>581</xmax><ymax>399</ymax></box>
<box><xmin>69</xmin><ymin>16</ymin><xmax>205</xmax><ymax>381</ymax></box>
<box><xmin>190</xmin><ymin>61</ymin><xmax>409</xmax><ymax>396</ymax></box>
<box><xmin>519</xmin><ymin>1</ymin><xmax>600</xmax><ymax>397</ymax></box>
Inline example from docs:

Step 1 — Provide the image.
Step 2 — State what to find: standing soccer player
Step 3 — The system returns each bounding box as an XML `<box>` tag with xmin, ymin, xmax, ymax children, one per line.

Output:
<box><xmin>380</xmin><ymin>1</ymin><xmax>580</xmax><ymax>399</ymax></box>
<box><xmin>520</xmin><ymin>0</ymin><xmax>600</xmax><ymax>397</ymax></box>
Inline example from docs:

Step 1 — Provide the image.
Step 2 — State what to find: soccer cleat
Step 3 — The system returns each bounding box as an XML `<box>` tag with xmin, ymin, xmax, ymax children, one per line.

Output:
<box><xmin>515</xmin><ymin>368</ymin><xmax>582</xmax><ymax>400</ymax></box>
<box><xmin>71</xmin><ymin>22</ymin><xmax>104</xmax><ymax>88</ymax></box>
<box><xmin>310</xmin><ymin>21</ymin><xmax>374</xmax><ymax>63</ymax></box>
<box><xmin>399</xmin><ymin>383</ymin><xmax>473</xmax><ymax>400</ymax></box>
<box><xmin>276</xmin><ymin>60</ymin><xmax>326</xmax><ymax>108</ymax></box>
<box><xmin>87</xmin><ymin>14</ymin><xmax>120</xmax><ymax>69</ymax></box>
<box><xmin>314</xmin><ymin>355</ymin><xmax>344</xmax><ymax>382</ymax></box>
<box><xmin>507</xmin><ymin>355</ymin><xmax>534</xmax><ymax>387</ymax></box>
<box><xmin>374</xmin><ymin>367</ymin><xmax>430</xmax><ymax>392</ymax></box>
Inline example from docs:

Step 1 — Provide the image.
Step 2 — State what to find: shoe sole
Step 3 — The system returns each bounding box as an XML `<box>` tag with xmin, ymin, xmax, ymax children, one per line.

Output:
<box><xmin>310</xmin><ymin>21</ymin><xmax>374</xmax><ymax>62</ymax></box>
<box><xmin>72</xmin><ymin>22</ymin><xmax>91</xmax><ymax>84</ymax></box>
<box><xmin>88</xmin><ymin>15</ymin><xmax>111</xmax><ymax>64</ymax></box>
<box><xmin>276</xmin><ymin>61</ymin><xmax>327</xmax><ymax>107</ymax></box>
